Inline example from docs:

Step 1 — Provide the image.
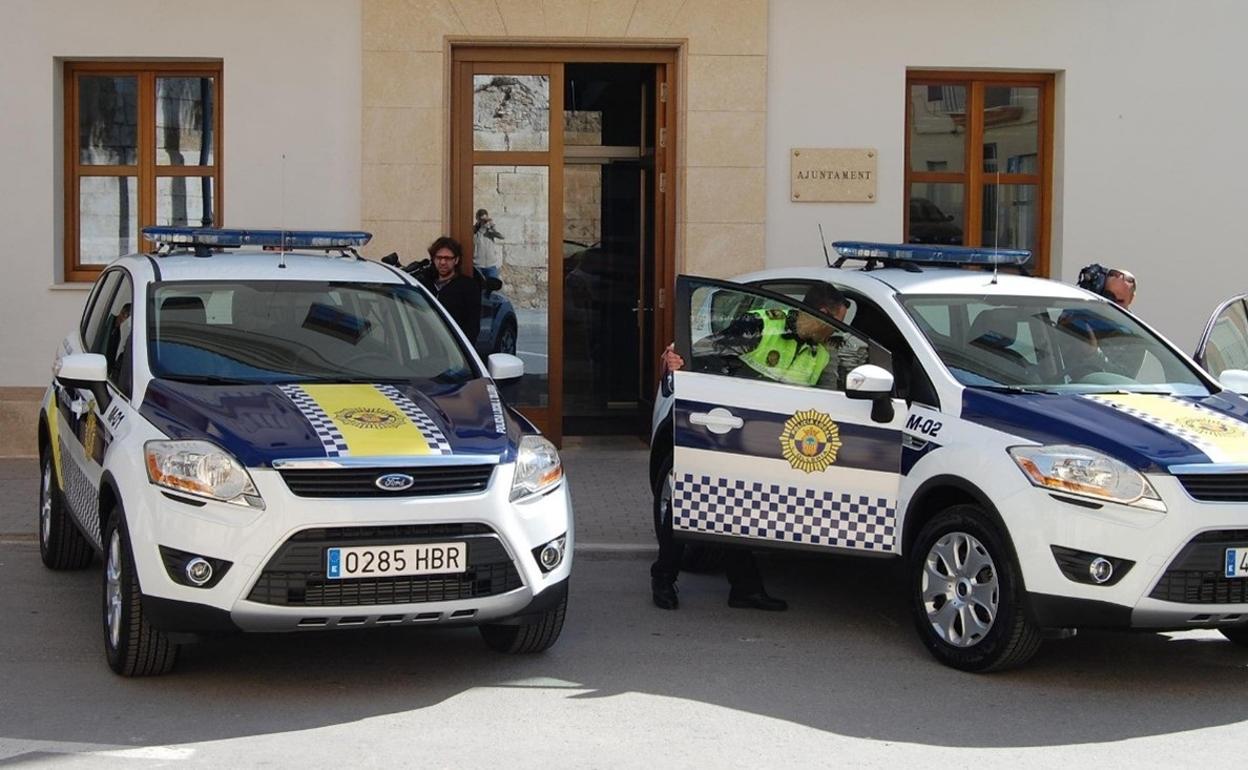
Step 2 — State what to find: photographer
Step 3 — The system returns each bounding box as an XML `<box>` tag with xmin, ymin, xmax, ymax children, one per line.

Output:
<box><xmin>418</xmin><ymin>236</ymin><xmax>482</xmax><ymax>343</ymax></box>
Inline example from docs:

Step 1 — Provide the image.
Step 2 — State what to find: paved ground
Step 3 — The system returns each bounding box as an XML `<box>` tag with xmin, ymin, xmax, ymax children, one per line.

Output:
<box><xmin>3</xmin><ymin>543</ymin><xmax>1247</xmax><ymax>766</ymax></box>
<box><xmin>0</xmin><ymin>437</ymin><xmax>657</xmax><ymax>550</ymax></box>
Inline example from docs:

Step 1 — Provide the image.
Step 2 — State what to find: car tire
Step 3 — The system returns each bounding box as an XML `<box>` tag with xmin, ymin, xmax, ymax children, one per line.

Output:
<box><xmin>1219</xmin><ymin>626</ymin><xmax>1248</xmax><ymax>647</ymax></box>
<box><xmin>38</xmin><ymin>446</ymin><xmax>93</xmax><ymax>571</ymax></box>
<box><xmin>103</xmin><ymin>510</ymin><xmax>179</xmax><ymax>676</ymax></box>
<box><xmin>479</xmin><ymin>588</ymin><xmax>568</xmax><ymax>654</ymax></box>
<box><xmin>909</xmin><ymin>505</ymin><xmax>1042</xmax><ymax>672</ymax></box>
<box><xmin>494</xmin><ymin>320</ymin><xmax>517</xmax><ymax>356</ymax></box>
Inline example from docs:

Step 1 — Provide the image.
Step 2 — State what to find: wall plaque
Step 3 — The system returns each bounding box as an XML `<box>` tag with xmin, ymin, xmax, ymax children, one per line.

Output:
<box><xmin>790</xmin><ymin>148</ymin><xmax>877</xmax><ymax>202</ymax></box>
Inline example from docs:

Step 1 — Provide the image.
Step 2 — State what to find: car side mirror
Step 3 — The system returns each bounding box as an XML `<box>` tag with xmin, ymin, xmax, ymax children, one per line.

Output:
<box><xmin>1219</xmin><ymin>369</ymin><xmax>1248</xmax><ymax>395</ymax></box>
<box><xmin>845</xmin><ymin>364</ymin><xmax>895</xmax><ymax>423</ymax></box>
<box><xmin>488</xmin><ymin>353</ymin><xmax>524</xmax><ymax>383</ymax></box>
<box><xmin>380</xmin><ymin>252</ymin><xmax>401</xmax><ymax>267</ymax></box>
<box><xmin>485</xmin><ymin>276</ymin><xmax>503</xmax><ymax>294</ymax></box>
<box><xmin>55</xmin><ymin>353</ymin><xmax>110</xmax><ymax>405</ymax></box>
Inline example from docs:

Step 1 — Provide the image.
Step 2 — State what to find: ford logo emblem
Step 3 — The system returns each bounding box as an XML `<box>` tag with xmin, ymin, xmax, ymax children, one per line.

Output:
<box><xmin>375</xmin><ymin>473</ymin><xmax>415</xmax><ymax>492</ymax></box>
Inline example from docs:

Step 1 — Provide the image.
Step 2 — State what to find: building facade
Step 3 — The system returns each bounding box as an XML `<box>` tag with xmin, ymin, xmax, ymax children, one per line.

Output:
<box><xmin>2</xmin><ymin>0</ymin><xmax>1245</xmax><ymax>449</ymax></box>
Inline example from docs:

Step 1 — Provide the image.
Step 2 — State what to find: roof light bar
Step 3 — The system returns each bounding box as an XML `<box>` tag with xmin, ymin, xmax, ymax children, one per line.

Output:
<box><xmin>832</xmin><ymin>241</ymin><xmax>1031</xmax><ymax>267</ymax></box>
<box><xmin>143</xmin><ymin>227</ymin><xmax>372</xmax><ymax>250</ymax></box>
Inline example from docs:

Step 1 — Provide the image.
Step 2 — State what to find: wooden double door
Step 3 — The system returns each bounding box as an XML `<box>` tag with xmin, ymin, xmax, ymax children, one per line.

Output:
<box><xmin>450</xmin><ymin>47</ymin><xmax>677</xmax><ymax>444</ymax></box>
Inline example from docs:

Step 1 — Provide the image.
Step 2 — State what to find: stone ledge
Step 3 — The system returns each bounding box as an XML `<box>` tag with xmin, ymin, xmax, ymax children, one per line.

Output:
<box><xmin>0</xmin><ymin>388</ymin><xmax>44</xmax><ymax>458</ymax></box>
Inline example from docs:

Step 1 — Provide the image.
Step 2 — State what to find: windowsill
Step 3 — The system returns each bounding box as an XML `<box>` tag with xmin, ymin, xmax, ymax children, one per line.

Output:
<box><xmin>49</xmin><ymin>283</ymin><xmax>93</xmax><ymax>291</ymax></box>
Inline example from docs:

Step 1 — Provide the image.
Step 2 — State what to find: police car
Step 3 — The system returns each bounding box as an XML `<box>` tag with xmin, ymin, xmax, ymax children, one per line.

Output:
<box><xmin>651</xmin><ymin>242</ymin><xmax>1248</xmax><ymax>672</ymax></box>
<box><xmin>39</xmin><ymin>228</ymin><xmax>571</xmax><ymax>676</ymax></box>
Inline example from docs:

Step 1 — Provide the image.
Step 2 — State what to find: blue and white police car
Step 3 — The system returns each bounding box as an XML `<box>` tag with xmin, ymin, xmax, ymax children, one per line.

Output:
<box><xmin>651</xmin><ymin>242</ymin><xmax>1248</xmax><ymax>672</ymax></box>
<box><xmin>39</xmin><ymin>228</ymin><xmax>571</xmax><ymax>676</ymax></box>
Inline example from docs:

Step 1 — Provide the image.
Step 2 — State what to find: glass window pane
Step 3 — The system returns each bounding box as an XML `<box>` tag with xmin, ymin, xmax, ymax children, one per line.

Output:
<box><xmin>909</xmin><ymin>83</ymin><xmax>965</xmax><ymax>173</ymax></box>
<box><xmin>474</xmin><ymin>165</ymin><xmax>549</xmax><ymax>406</ymax></box>
<box><xmin>474</xmin><ymin>75</ymin><xmax>550</xmax><ymax>151</ymax></box>
<box><xmin>1204</xmin><ymin>300</ymin><xmax>1248</xmax><ymax>378</ymax></box>
<box><xmin>982</xmin><ymin>86</ymin><xmax>1039</xmax><ymax>174</ymax></box>
<box><xmin>79</xmin><ymin>176</ymin><xmax>138</xmax><ymax>264</ymax></box>
<box><xmin>156</xmin><ymin>77</ymin><xmax>215</xmax><ymax>166</ymax></box>
<box><xmin>908</xmin><ymin>183</ymin><xmax>964</xmax><ymax>245</ymax></box>
<box><xmin>157</xmin><ymin>176</ymin><xmax>216</xmax><ymax>227</ymax></box>
<box><xmin>78</xmin><ymin>76</ymin><xmax>138</xmax><ymax>165</ymax></box>
<box><xmin>982</xmin><ymin>184</ymin><xmax>1037</xmax><ymax>261</ymax></box>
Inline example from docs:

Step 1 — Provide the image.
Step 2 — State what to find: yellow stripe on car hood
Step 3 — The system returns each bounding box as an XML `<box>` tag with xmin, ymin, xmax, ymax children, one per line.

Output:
<box><xmin>289</xmin><ymin>384</ymin><xmax>442</xmax><ymax>457</ymax></box>
<box><xmin>1085</xmin><ymin>393</ymin><xmax>1248</xmax><ymax>464</ymax></box>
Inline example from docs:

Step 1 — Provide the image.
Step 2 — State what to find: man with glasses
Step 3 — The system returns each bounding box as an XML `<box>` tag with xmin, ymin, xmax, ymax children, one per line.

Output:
<box><xmin>418</xmin><ymin>236</ymin><xmax>482</xmax><ymax>343</ymax></box>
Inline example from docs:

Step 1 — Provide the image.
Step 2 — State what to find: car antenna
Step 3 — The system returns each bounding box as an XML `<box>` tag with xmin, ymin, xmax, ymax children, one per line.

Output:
<box><xmin>279</xmin><ymin>153</ymin><xmax>288</xmax><ymax>269</ymax></box>
<box><xmin>819</xmin><ymin>223</ymin><xmax>832</xmax><ymax>268</ymax></box>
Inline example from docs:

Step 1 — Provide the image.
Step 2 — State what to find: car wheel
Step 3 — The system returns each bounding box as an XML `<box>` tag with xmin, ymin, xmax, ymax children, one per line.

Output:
<box><xmin>494</xmin><ymin>321</ymin><xmax>517</xmax><ymax>356</ymax></box>
<box><xmin>38</xmin><ymin>447</ymin><xmax>93</xmax><ymax>570</ymax></box>
<box><xmin>909</xmin><ymin>505</ymin><xmax>1042</xmax><ymax>672</ymax></box>
<box><xmin>103</xmin><ymin>510</ymin><xmax>178</xmax><ymax>676</ymax></box>
<box><xmin>1220</xmin><ymin>626</ymin><xmax>1248</xmax><ymax>647</ymax></box>
<box><xmin>479</xmin><ymin>588</ymin><xmax>568</xmax><ymax>654</ymax></box>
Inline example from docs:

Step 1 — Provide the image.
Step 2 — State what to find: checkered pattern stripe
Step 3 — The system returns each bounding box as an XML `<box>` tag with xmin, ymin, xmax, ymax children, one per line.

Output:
<box><xmin>1084</xmin><ymin>394</ymin><xmax>1216</xmax><ymax>451</ymax></box>
<box><xmin>377</xmin><ymin>385</ymin><xmax>454</xmax><ymax>455</ymax></box>
<box><xmin>59</xmin><ymin>436</ymin><xmax>101</xmax><ymax>549</ymax></box>
<box><xmin>672</xmin><ymin>473</ymin><xmax>896</xmax><ymax>552</ymax></box>
<box><xmin>279</xmin><ymin>385</ymin><xmax>349</xmax><ymax>457</ymax></box>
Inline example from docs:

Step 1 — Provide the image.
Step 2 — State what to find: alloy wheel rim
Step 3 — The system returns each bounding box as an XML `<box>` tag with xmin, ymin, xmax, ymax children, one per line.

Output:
<box><xmin>922</xmin><ymin>531</ymin><xmax>999</xmax><ymax>648</ymax></box>
<box><xmin>106</xmin><ymin>531</ymin><xmax>123</xmax><ymax>650</ymax></box>
<box><xmin>40</xmin><ymin>460</ymin><xmax>52</xmax><ymax>545</ymax></box>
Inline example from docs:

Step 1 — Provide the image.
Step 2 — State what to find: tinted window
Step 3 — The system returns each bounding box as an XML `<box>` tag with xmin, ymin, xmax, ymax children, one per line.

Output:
<box><xmin>83</xmin><ymin>270</ymin><xmax>122</xmax><ymax>354</ymax></box>
<box><xmin>900</xmin><ymin>294</ymin><xmax>1209</xmax><ymax>395</ymax></box>
<box><xmin>148</xmin><ymin>281</ymin><xmax>476</xmax><ymax>385</ymax></box>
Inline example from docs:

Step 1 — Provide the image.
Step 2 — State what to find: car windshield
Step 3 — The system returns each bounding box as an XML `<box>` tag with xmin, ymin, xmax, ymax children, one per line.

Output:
<box><xmin>899</xmin><ymin>294</ymin><xmax>1211</xmax><ymax>396</ymax></box>
<box><xmin>148</xmin><ymin>280</ymin><xmax>476</xmax><ymax>385</ymax></box>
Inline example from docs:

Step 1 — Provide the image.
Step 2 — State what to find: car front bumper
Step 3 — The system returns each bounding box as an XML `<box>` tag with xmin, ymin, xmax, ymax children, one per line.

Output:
<box><xmin>125</xmin><ymin>463</ymin><xmax>573</xmax><ymax>634</ymax></box>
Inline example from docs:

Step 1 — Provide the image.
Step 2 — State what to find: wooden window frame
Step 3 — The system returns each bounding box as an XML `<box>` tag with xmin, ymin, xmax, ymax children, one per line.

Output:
<box><xmin>64</xmin><ymin>60</ymin><xmax>223</xmax><ymax>283</ymax></box>
<box><xmin>904</xmin><ymin>70</ymin><xmax>1054</xmax><ymax>275</ymax></box>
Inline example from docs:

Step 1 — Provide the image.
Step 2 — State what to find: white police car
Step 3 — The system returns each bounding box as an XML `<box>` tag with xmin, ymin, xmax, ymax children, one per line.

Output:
<box><xmin>651</xmin><ymin>242</ymin><xmax>1248</xmax><ymax>672</ymax></box>
<box><xmin>39</xmin><ymin>228</ymin><xmax>571</xmax><ymax>676</ymax></box>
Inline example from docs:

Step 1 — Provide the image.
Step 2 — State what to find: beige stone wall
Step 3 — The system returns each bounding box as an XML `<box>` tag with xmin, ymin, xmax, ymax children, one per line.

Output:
<box><xmin>360</xmin><ymin>0</ymin><xmax>767</xmax><ymax>277</ymax></box>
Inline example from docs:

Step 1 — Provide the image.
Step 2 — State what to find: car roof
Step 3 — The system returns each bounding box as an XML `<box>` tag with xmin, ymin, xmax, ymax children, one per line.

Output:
<box><xmin>136</xmin><ymin>251</ymin><xmax>408</xmax><ymax>285</ymax></box>
<box><xmin>730</xmin><ymin>264</ymin><xmax>1092</xmax><ymax>301</ymax></box>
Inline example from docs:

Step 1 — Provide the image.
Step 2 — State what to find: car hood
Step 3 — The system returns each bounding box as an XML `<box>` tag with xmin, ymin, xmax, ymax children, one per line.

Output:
<box><xmin>961</xmin><ymin>389</ymin><xmax>1248</xmax><ymax>472</ymax></box>
<box><xmin>140</xmin><ymin>378</ymin><xmax>516</xmax><ymax>467</ymax></box>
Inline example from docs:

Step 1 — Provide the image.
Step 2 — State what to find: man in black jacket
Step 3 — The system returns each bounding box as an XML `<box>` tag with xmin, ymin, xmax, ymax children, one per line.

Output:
<box><xmin>418</xmin><ymin>236</ymin><xmax>481</xmax><ymax>344</ymax></box>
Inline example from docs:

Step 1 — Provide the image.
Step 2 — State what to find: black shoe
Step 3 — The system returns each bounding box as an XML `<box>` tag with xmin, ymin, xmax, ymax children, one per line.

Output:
<box><xmin>728</xmin><ymin>589</ymin><xmax>787</xmax><ymax>611</ymax></box>
<box><xmin>652</xmin><ymin>576</ymin><xmax>679</xmax><ymax>610</ymax></box>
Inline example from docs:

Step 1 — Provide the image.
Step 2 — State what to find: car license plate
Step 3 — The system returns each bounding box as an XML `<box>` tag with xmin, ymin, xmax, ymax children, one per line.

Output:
<box><xmin>1225</xmin><ymin>548</ymin><xmax>1248</xmax><ymax>579</ymax></box>
<box><xmin>326</xmin><ymin>542</ymin><xmax>466</xmax><ymax>580</ymax></box>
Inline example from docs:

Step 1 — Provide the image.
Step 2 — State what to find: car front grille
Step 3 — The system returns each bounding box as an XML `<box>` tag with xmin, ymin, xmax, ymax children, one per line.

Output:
<box><xmin>277</xmin><ymin>465</ymin><xmax>494</xmax><ymax>498</ymax></box>
<box><xmin>246</xmin><ymin>524</ymin><xmax>522</xmax><ymax>607</ymax></box>
<box><xmin>1175</xmin><ymin>473</ymin><xmax>1248</xmax><ymax>502</ymax></box>
<box><xmin>1148</xmin><ymin>529</ymin><xmax>1248</xmax><ymax>604</ymax></box>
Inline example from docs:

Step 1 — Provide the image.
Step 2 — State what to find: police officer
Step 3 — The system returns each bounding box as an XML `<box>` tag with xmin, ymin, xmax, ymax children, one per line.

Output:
<box><xmin>652</xmin><ymin>283</ymin><xmax>853</xmax><ymax>612</ymax></box>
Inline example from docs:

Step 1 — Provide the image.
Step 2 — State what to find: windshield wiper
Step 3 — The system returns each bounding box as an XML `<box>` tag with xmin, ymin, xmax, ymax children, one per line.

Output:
<box><xmin>159</xmin><ymin>374</ymin><xmax>253</xmax><ymax>386</ymax></box>
<box><xmin>971</xmin><ymin>384</ymin><xmax>1059</xmax><ymax>395</ymax></box>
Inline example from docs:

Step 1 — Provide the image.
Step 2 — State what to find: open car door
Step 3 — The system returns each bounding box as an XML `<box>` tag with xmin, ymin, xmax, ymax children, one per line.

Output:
<box><xmin>1195</xmin><ymin>293</ymin><xmax>1248</xmax><ymax>394</ymax></box>
<box><xmin>669</xmin><ymin>276</ymin><xmax>906</xmax><ymax>555</ymax></box>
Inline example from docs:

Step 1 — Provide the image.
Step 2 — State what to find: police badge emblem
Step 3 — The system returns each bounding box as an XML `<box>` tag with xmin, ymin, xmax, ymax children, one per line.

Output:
<box><xmin>335</xmin><ymin>406</ymin><xmax>403</xmax><ymax>429</ymax></box>
<box><xmin>779</xmin><ymin>409</ymin><xmax>842</xmax><ymax>473</ymax></box>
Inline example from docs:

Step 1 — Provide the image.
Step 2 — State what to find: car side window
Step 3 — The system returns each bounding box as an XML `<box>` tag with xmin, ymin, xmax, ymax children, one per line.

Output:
<box><xmin>1203</xmin><ymin>299</ymin><xmax>1248</xmax><ymax>379</ymax></box>
<box><xmin>82</xmin><ymin>270</ymin><xmax>122</xmax><ymax>354</ymax></box>
<box><xmin>687</xmin><ymin>280</ymin><xmax>875</xmax><ymax>392</ymax></box>
<box><xmin>98</xmin><ymin>273</ymin><xmax>134</xmax><ymax>398</ymax></box>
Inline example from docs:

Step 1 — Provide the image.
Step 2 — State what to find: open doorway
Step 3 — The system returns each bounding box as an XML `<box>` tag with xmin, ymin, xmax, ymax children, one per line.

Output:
<box><xmin>451</xmin><ymin>49</ymin><xmax>675</xmax><ymax>444</ymax></box>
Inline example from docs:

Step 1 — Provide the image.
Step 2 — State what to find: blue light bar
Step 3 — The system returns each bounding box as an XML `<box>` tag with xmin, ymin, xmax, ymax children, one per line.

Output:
<box><xmin>832</xmin><ymin>241</ymin><xmax>1031</xmax><ymax>267</ymax></box>
<box><xmin>143</xmin><ymin>227</ymin><xmax>372</xmax><ymax>249</ymax></box>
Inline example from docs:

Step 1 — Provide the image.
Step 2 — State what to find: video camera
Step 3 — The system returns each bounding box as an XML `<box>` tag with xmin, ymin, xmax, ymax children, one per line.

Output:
<box><xmin>1077</xmin><ymin>263</ymin><xmax>1110</xmax><ymax>296</ymax></box>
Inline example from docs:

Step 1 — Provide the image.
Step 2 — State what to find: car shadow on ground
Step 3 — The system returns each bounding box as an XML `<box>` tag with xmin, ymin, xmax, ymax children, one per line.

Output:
<box><xmin>3</xmin><ymin>544</ymin><xmax>1246</xmax><ymax>752</ymax></box>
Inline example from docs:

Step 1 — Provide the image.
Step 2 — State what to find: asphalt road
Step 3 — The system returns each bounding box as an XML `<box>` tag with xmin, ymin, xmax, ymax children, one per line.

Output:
<box><xmin>3</xmin><ymin>544</ymin><xmax>1247</xmax><ymax>767</ymax></box>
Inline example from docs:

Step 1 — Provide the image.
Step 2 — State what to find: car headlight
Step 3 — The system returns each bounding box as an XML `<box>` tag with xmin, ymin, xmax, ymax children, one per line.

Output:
<box><xmin>510</xmin><ymin>435</ymin><xmax>563</xmax><ymax>501</ymax></box>
<box><xmin>145</xmin><ymin>440</ymin><xmax>264</xmax><ymax>509</ymax></box>
<box><xmin>1008</xmin><ymin>444</ymin><xmax>1164</xmax><ymax>512</ymax></box>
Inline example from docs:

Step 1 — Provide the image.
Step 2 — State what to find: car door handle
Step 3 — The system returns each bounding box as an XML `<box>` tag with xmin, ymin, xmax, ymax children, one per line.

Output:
<box><xmin>689</xmin><ymin>408</ymin><xmax>743</xmax><ymax>434</ymax></box>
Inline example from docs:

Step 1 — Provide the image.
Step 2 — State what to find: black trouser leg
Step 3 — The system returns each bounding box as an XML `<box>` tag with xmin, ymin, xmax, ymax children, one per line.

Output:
<box><xmin>725</xmin><ymin>548</ymin><xmax>763</xmax><ymax>594</ymax></box>
<box><xmin>650</xmin><ymin>498</ymin><xmax>683</xmax><ymax>582</ymax></box>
